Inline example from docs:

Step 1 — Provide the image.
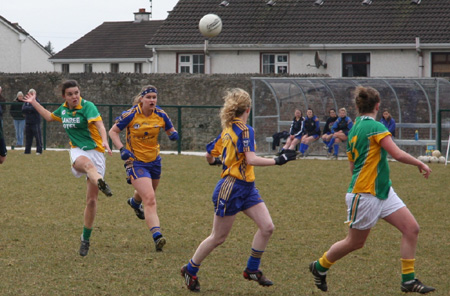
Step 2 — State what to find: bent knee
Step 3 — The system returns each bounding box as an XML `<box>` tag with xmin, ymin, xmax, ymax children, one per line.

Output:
<box><xmin>261</xmin><ymin>222</ymin><xmax>275</xmax><ymax>236</ymax></box>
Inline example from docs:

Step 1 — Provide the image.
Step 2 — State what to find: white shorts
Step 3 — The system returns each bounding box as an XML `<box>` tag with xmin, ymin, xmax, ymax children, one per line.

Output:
<box><xmin>345</xmin><ymin>187</ymin><xmax>405</xmax><ymax>230</ymax></box>
<box><xmin>69</xmin><ymin>147</ymin><xmax>106</xmax><ymax>178</ymax></box>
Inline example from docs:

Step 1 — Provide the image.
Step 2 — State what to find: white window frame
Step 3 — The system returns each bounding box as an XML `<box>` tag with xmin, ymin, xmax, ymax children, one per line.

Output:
<box><xmin>178</xmin><ymin>54</ymin><xmax>205</xmax><ymax>73</ymax></box>
<box><xmin>261</xmin><ymin>53</ymin><xmax>289</xmax><ymax>74</ymax></box>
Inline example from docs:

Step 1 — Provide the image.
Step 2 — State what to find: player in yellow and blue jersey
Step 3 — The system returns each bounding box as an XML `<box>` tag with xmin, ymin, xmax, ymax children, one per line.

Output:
<box><xmin>180</xmin><ymin>88</ymin><xmax>296</xmax><ymax>292</ymax></box>
<box><xmin>22</xmin><ymin>80</ymin><xmax>113</xmax><ymax>257</ymax></box>
<box><xmin>309</xmin><ymin>86</ymin><xmax>435</xmax><ymax>294</ymax></box>
<box><xmin>109</xmin><ymin>85</ymin><xmax>178</xmax><ymax>252</ymax></box>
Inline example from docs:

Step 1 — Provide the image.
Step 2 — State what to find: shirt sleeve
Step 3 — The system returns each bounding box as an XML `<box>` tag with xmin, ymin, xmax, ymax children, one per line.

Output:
<box><xmin>206</xmin><ymin>134</ymin><xmax>222</xmax><ymax>157</ymax></box>
<box><xmin>115</xmin><ymin>109</ymin><xmax>135</xmax><ymax>131</ymax></box>
<box><xmin>237</xmin><ymin>125</ymin><xmax>256</xmax><ymax>153</ymax></box>
<box><xmin>84</xmin><ymin>101</ymin><xmax>102</xmax><ymax>123</ymax></box>
<box><xmin>51</xmin><ymin>105</ymin><xmax>63</xmax><ymax>123</ymax></box>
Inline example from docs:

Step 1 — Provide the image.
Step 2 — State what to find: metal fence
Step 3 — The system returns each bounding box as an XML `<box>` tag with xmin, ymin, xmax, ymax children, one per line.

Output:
<box><xmin>1</xmin><ymin>102</ymin><xmax>222</xmax><ymax>153</ymax></box>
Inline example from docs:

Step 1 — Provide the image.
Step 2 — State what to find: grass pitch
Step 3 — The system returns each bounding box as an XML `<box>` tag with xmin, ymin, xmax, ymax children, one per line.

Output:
<box><xmin>0</xmin><ymin>150</ymin><xmax>448</xmax><ymax>295</ymax></box>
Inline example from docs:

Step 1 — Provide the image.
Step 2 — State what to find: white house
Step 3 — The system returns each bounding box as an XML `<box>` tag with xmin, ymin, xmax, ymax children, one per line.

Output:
<box><xmin>147</xmin><ymin>0</ymin><xmax>450</xmax><ymax>78</ymax></box>
<box><xmin>50</xmin><ymin>9</ymin><xmax>163</xmax><ymax>74</ymax></box>
<box><xmin>0</xmin><ymin>16</ymin><xmax>53</xmax><ymax>73</ymax></box>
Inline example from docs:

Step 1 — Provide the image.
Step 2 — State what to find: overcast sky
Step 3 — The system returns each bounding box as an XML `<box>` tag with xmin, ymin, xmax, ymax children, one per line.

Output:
<box><xmin>1</xmin><ymin>0</ymin><xmax>179</xmax><ymax>53</ymax></box>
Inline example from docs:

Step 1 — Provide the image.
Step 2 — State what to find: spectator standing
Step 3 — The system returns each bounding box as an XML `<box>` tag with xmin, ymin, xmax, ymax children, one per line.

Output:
<box><xmin>22</xmin><ymin>89</ymin><xmax>43</xmax><ymax>155</ymax></box>
<box><xmin>0</xmin><ymin>86</ymin><xmax>6</xmax><ymax>125</ymax></box>
<box><xmin>10</xmin><ymin>91</ymin><xmax>26</xmax><ymax>147</ymax></box>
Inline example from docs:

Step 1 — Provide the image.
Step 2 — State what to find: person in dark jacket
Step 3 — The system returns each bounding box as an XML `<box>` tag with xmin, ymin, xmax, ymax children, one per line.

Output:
<box><xmin>299</xmin><ymin>108</ymin><xmax>321</xmax><ymax>157</ymax></box>
<box><xmin>0</xmin><ymin>114</ymin><xmax>6</xmax><ymax>164</ymax></box>
<box><xmin>10</xmin><ymin>91</ymin><xmax>26</xmax><ymax>147</ymax></box>
<box><xmin>22</xmin><ymin>89</ymin><xmax>43</xmax><ymax>154</ymax></box>
<box><xmin>0</xmin><ymin>86</ymin><xmax>6</xmax><ymax>125</ymax></box>
<box><xmin>321</xmin><ymin>108</ymin><xmax>338</xmax><ymax>149</ymax></box>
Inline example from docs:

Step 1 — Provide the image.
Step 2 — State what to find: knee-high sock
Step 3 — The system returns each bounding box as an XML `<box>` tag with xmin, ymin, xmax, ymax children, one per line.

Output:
<box><xmin>333</xmin><ymin>144</ymin><xmax>339</xmax><ymax>155</ymax></box>
<box><xmin>401</xmin><ymin>258</ymin><xmax>415</xmax><ymax>282</ymax></box>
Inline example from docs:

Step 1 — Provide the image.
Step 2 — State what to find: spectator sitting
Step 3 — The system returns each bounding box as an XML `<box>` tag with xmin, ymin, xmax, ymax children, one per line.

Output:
<box><xmin>380</xmin><ymin>109</ymin><xmax>396</xmax><ymax>138</ymax></box>
<box><xmin>10</xmin><ymin>91</ymin><xmax>26</xmax><ymax>147</ymax></box>
<box><xmin>326</xmin><ymin>107</ymin><xmax>353</xmax><ymax>159</ymax></box>
<box><xmin>299</xmin><ymin>108</ymin><xmax>321</xmax><ymax>157</ymax></box>
<box><xmin>321</xmin><ymin>108</ymin><xmax>338</xmax><ymax>150</ymax></box>
<box><xmin>278</xmin><ymin>109</ymin><xmax>304</xmax><ymax>155</ymax></box>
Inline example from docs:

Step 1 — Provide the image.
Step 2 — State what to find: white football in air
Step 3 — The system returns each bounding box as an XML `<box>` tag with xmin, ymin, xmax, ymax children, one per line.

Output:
<box><xmin>199</xmin><ymin>14</ymin><xmax>222</xmax><ymax>38</ymax></box>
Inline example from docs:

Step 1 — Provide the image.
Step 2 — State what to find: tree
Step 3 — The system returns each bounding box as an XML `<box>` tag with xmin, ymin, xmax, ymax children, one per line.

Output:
<box><xmin>44</xmin><ymin>41</ymin><xmax>55</xmax><ymax>55</ymax></box>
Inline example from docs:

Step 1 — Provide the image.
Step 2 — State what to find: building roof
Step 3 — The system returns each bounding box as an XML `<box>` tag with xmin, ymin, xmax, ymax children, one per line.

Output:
<box><xmin>0</xmin><ymin>15</ymin><xmax>49</xmax><ymax>51</ymax></box>
<box><xmin>51</xmin><ymin>20</ymin><xmax>164</xmax><ymax>60</ymax></box>
<box><xmin>148</xmin><ymin>0</ymin><xmax>450</xmax><ymax>47</ymax></box>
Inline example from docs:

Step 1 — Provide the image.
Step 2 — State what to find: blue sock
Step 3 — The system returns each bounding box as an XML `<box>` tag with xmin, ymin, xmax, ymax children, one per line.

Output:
<box><xmin>299</xmin><ymin>143</ymin><xmax>305</xmax><ymax>153</ymax></box>
<box><xmin>187</xmin><ymin>259</ymin><xmax>200</xmax><ymax>276</ymax></box>
<box><xmin>150</xmin><ymin>227</ymin><xmax>162</xmax><ymax>241</ymax></box>
<box><xmin>334</xmin><ymin>144</ymin><xmax>339</xmax><ymax>155</ymax></box>
<box><xmin>323</xmin><ymin>140</ymin><xmax>329</xmax><ymax>146</ymax></box>
<box><xmin>303</xmin><ymin>144</ymin><xmax>309</xmax><ymax>153</ymax></box>
<box><xmin>130</xmin><ymin>197</ymin><xmax>141</xmax><ymax>210</ymax></box>
<box><xmin>246</xmin><ymin>248</ymin><xmax>264</xmax><ymax>271</ymax></box>
<box><xmin>328</xmin><ymin>137</ymin><xmax>336</xmax><ymax>148</ymax></box>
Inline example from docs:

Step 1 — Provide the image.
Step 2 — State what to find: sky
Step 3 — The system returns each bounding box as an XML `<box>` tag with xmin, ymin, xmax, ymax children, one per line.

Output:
<box><xmin>0</xmin><ymin>0</ymin><xmax>179</xmax><ymax>53</ymax></box>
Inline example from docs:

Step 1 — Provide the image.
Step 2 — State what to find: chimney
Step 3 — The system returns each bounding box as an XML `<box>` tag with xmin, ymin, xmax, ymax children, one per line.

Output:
<box><xmin>134</xmin><ymin>8</ymin><xmax>151</xmax><ymax>22</ymax></box>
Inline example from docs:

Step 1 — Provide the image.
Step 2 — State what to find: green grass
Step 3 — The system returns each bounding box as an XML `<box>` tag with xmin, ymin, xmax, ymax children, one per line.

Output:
<box><xmin>0</xmin><ymin>150</ymin><xmax>448</xmax><ymax>295</ymax></box>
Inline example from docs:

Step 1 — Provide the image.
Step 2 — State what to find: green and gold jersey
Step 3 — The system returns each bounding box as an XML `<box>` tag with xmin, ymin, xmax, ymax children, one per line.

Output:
<box><xmin>51</xmin><ymin>98</ymin><xmax>104</xmax><ymax>152</ymax></box>
<box><xmin>347</xmin><ymin>116</ymin><xmax>392</xmax><ymax>199</ymax></box>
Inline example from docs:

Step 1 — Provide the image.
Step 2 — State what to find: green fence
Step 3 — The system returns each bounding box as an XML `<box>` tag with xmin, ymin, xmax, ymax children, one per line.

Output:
<box><xmin>2</xmin><ymin>102</ymin><xmax>222</xmax><ymax>153</ymax></box>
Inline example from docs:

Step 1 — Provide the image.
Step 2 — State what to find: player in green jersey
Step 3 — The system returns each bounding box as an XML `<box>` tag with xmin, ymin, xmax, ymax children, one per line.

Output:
<box><xmin>309</xmin><ymin>86</ymin><xmax>435</xmax><ymax>294</ymax></box>
<box><xmin>22</xmin><ymin>80</ymin><xmax>113</xmax><ymax>256</ymax></box>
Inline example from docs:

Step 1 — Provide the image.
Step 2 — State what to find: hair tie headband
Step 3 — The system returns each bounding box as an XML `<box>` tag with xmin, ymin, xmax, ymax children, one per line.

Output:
<box><xmin>141</xmin><ymin>87</ymin><xmax>158</xmax><ymax>97</ymax></box>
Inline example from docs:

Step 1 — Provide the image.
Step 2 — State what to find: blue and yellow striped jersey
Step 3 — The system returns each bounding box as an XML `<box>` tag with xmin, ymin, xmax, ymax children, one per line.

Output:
<box><xmin>206</xmin><ymin>118</ymin><xmax>256</xmax><ymax>182</ymax></box>
<box><xmin>346</xmin><ymin>116</ymin><xmax>392</xmax><ymax>199</ymax></box>
<box><xmin>115</xmin><ymin>104</ymin><xmax>174</xmax><ymax>163</ymax></box>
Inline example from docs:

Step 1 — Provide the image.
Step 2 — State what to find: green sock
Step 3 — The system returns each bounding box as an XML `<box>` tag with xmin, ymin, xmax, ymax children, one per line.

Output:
<box><xmin>82</xmin><ymin>226</ymin><xmax>93</xmax><ymax>241</ymax></box>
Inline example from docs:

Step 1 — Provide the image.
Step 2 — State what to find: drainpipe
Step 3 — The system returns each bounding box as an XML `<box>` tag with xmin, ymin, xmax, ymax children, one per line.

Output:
<box><xmin>415</xmin><ymin>37</ymin><xmax>423</xmax><ymax>78</ymax></box>
<box><xmin>204</xmin><ymin>39</ymin><xmax>211</xmax><ymax>74</ymax></box>
<box><xmin>152</xmin><ymin>48</ymin><xmax>158</xmax><ymax>73</ymax></box>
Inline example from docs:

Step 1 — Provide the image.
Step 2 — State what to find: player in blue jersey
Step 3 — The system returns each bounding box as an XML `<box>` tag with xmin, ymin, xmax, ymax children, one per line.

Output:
<box><xmin>309</xmin><ymin>86</ymin><xmax>435</xmax><ymax>294</ymax></box>
<box><xmin>22</xmin><ymin>80</ymin><xmax>113</xmax><ymax>256</ymax></box>
<box><xmin>109</xmin><ymin>85</ymin><xmax>178</xmax><ymax>252</ymax></box>
<box><xmin>180</xmin><ymin>88</ymin><xmax>296</xmax><ymax>292</ymax></box>
<box><xmin>326</xmin><ymin>107</ymin><xmax>353</xmax><ymax>159</ymax></box>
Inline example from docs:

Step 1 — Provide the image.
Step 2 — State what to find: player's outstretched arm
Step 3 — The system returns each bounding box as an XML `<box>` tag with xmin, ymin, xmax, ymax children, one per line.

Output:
<box><xmin>380</xmin><ymin>135</ymin><xmax>431</xmax><ymax>179</ymax></box>
<box><xmin>245</xmin><ymin>149</ymin><xmax>296</xmax><ymax>166</ymax></box>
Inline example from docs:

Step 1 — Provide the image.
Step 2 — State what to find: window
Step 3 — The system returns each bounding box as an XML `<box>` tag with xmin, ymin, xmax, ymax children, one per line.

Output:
<box><xmin>342</xmin><ymin>53</ymin><xmax>370</xmax><ymax>77</ymax></box>
<box><xmin>262</xmin><ymin>54</ymin><xmax>289</xmax><ymax>74</ymax></box>
<box><xmin>84</xmin><ymin>64</ymin><xmax>93</xmax><ymax>73</ymax></box>
<box><xmin>178</xmin><ymin>54</ymin><xmax>204</xmax><ymax>73</ymax></box>
<box><xmin>134</xmin><ymin>63</ymin><xmax>143</xmax><ymax>73</ymax></box>
<box><xmin>431</xmin><ymin>53</ymin><xmax>450</xmax><ymax>77</ymax></box>
<box><xmin>62</xmin><ymin>64</ymin><xmax>69</xmax><ymax>73</ymax></box>
<box><xmin>111</xmin><ymin>63</ymin><xmax>119</xmax><ymax>73</ymax></box>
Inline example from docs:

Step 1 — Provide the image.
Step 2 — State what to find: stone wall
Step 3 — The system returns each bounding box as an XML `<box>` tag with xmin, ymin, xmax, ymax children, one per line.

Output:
<box><xmin>0</xmin><ymin>72</ymin><xmax>321</xmax><ymax>152</ymax></box>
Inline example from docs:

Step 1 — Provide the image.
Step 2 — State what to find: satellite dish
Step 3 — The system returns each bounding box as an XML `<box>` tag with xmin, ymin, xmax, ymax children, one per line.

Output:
<box><xmin>314</xmin><ymin>51</ymin><xmax>327</xmax><ymax>69</ymax></box>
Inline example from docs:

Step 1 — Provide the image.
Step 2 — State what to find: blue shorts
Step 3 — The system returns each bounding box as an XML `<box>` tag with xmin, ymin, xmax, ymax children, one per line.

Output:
<box><xmin>125</xmin><ymin>156</ymin><xmax>162</xmax><ymax>184</ymax></box>
<box><xmin>212</xmin><ymin>176</ymin><xmax>264</xmax><ymax>217</ymax></box>
<box><xmin>294</xmin><ymin>134</ymin><xmax>303</xmax><ymax>140</ymax></box>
